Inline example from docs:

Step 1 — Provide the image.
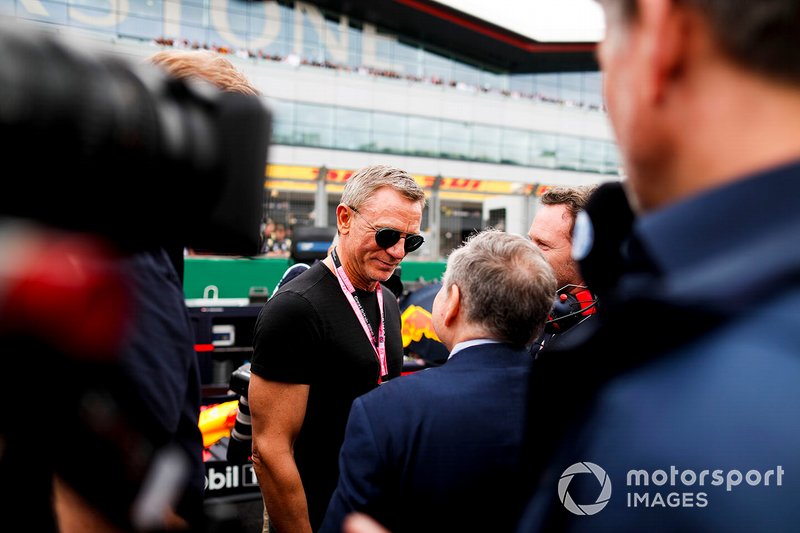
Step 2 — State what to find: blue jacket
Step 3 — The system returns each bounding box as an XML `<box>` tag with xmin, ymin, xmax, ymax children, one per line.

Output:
<box><xmin>321</xmin><ymin>343</ymin><xmax>533</xmax><ymax>533</ymax></box>
<box><xmin>517</xmin><ymin>161</ymin><xmax>800</xmax><ymax>532</ymax></box>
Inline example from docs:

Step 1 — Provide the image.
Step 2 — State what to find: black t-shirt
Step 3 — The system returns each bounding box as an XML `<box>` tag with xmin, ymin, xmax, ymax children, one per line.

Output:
<box><xmin>250</xmin><ymin>261</ymin><xmax>403</xmax><ymax>530</ymax></box>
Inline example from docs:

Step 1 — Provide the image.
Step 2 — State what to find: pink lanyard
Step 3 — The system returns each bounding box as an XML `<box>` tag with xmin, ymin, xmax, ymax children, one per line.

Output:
<box><xmin>331</xmin><ymin>247</ymin><xmax>388</xmax><ymax>382</ymax></box>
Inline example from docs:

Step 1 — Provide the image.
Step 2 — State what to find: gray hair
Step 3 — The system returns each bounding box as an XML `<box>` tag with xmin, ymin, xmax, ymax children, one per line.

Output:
<box><xmin>340</xmin><ymin>165</ymin><xmax>427</xmax><ymax>210</ymax></box>
<box><xmin>443</xmin><ymin>228</ymin><xmax>557</xmax><ymax>347</ymax></box>
<box><xmin>599</xmin><ymin>0</ymin><xmax>800</xmax><ymax>85</ymax></box>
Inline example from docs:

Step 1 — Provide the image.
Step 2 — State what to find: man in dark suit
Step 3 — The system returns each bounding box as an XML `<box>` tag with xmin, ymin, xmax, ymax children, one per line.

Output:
<box><xmin>319</xmin><ymin>228</ymin><xmax>556</xmax><ymax>533</ymax></box>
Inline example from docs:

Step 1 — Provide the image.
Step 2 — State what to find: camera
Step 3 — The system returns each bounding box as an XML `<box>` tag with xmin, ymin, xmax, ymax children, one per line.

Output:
<box><xmin>226</xmin><ymin>363</ymin><xmax>254</xmax><ymax>464</ymax></box>
<box><xmin>0</xmin><ymin>19</ymin><xmax>271</xmax><ymax>531</ymax></box>
<box><xmin>0</xmin><ymin>21</ymin><xmax>271</xmax><ymax>255</ymax></box>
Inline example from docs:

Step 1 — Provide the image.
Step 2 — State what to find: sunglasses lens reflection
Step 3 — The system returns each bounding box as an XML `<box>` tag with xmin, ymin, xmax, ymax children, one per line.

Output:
<box><xmin>404</xmin><ymin>234</ymin><xmax>424</xmax><ymax>252</ymax></box>
<box><xmin>374</xmin><ymin>229</ymin><xmax>424</xmax><ymax>253</ymax></box>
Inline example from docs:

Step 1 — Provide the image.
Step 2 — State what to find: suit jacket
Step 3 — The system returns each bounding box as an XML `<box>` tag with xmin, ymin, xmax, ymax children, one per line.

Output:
<box><xmin>320</xmin><ymin>343</ymin><xmax>533</xmax><ymax>533</ymax></box>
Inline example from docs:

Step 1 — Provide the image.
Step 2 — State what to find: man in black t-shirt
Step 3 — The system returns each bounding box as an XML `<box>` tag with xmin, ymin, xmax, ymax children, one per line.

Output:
<box><xmin>249</xmin><ymin>164</ymin><xmax>427</xmax><ymax>532</ymax></box>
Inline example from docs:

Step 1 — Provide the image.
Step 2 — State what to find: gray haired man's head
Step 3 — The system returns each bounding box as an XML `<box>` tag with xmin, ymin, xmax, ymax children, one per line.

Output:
<box><xmin>443</xmin><ymin>228</ymin><xmax>557</xmax><ymax>347</ymax></box>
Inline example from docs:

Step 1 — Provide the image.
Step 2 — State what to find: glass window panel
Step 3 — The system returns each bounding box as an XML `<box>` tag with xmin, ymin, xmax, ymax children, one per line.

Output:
<box><xmin>119</xmin><ymin>15</ymin><xmax>161</xmax><ymax>39</ymax></box>
<box><xmin>440</xmin><ymin>138</ymin><xmax>469</xmax><ymax>159</ymax></box>
<box><xmin>247</xmin><ymin>3</ymin><xmax>286</xmax><ymax>51</ymax></box>
<box><xmin>420</xmin><ymin>49</ymin><xmax>451</xmax><ymax>82</ymax></box>
<box><xmin>268</xmin><ymin>100</ymin><xmax>295</xmax><ymax>144</ymax></box>
<box><xmin>561</xmin><ymin>85</ymin><xmax>583</xmax><ymax>106</ymax></box>
<box><xmin>347</xmin><ymin>25</ymin><xmax>361</xmax><ymax>67</ymax></box>
<box><xmin>180</xmin><ymin>23</ymin><xmax>208</xmax><ymax>46</ymax></box>
<box><xmin>472</xmin><ymin>124</ymin><xmax>501</xmax><ymax>145</ymax></box>
<box><xmin>407</xmin><ymin>116</ymin><xmax>438</xmax><ymax>139</ymax></box>
<box><xmin>582</xmin><ymin>72</ymin><xmax>604</xmax><ymax>109</ymax></box>
<box><xmin>18</xmin><ymin>0</ymin><xmax>68</xmax><ymax>23</ymax></box>
<box><xmin>480</xmin><ymin>70</ymin><xmax>506</xmax><ymax>92</ymax></box>
<box><xmin>500</xmin><ymin>129</ymin><xmax>530</xmax><ymax>166</ymax></box>
<box><xmin>371</xmin><ymin>111</ymin><xmax>405</xmax><ymax>134</ymax></box>
<box><xmin>295</xmin><ymin>102</ymin><xmax>333</xmax><ymax>127</ymax></box>
<box><xmin>530</xmin><ymin>132</ymin><xmax>557</xmax><ymax>167</ymax></box>
<box><xmin>509</xmin><ymin>74</ymin><xmax>534</xmax><ymax>94</ymax></box>
<box><xmin>372</xmin><ymin>130</ymin><xmax>405</xmax><ymax>153</ymax></box>
<box><xmin>582</xmin><ymin>72</ymin><xmax>602</xmax><ymax>92</ymax></box>
<box><xmin>582</xmin><ymin>139</ymin><xmax>605</xmax><ymax>163</ymax></box>
<box><xmin>293</xmin><ymin>103</ymin><xmax>333</xmax><ymax>146</ymax></box>
<box><xmin>227</xmin><ymin>0</ymin><xmax>248</xmax><ymax>14</ymax></box>
<box><xmin>66</xmin><ymin>5</ymin><xmax>118</xmax><ymax>34</ymax></box>
<box><xmin>288</xmin><ymin>6</ymin><xmax>321</xmax><ymax>60</ymax></box>
<box><xmin>207</xmin><ymin>9</ymin><xmax>248</xmax><ymax>41</ymax></box>
<box><xmin>440</xmin><ymin>121</ymin><xmax>470</xmax><ymax>158</ymax></box>
<box><xmin>257</xmin><ymin>36</ymin><xmax>291</xmax><ymax>57</ymax></box>
<box><xmin>335</xmin><ymin>108</ymin><xmax>370</xmax><ymax>131</ymax></box>
<box><xmin>0</xmin><ymin>0</ymin><xmax>16</xmax><ymax>17</ymax></box>
<box><xmin>69</xmin><ymin>0</ymin><xmax>110</xmax><ymax>10</ymax></box>
<box><xmin>372</xmin><ymin>32</ymin><xmax>398</xmax><ymax>71</ymax></box>
<box><xmin>472</xmin><ymin>124</ymin><xmax>501</xmax><ymax>163</ymax></box>
<box><xmin>250</xmin><ymin>96</ymin><xmax>615</xmax><ymax>174</ymax></box>
<box><xmin>407</xmin><ymin>130</ymin><xmax>439</xmax><ymax>158</ymax></box>
<box><xmin>559</xmin><ymin>73</ymin><xmax>583</xmax><ymax>90</ymax></box>
<box><xmin>335</xmin><ymin>128</ymin><xmax>371</xmax><ymax>151</ymax></box>
<box><xmin>395</xmin><ymin>39</ymin><xmax>421</xmax><ymax>78</ymax></box>
<box><xmin>555</xmin><ymin>136</ymin><xmax>581</xmax><ymax>170</ymax></box>
<box><xmin>127</xmin><ymin>0</ymin><xmax>159</xmax><ymax>18</ymax></box>
<box><xmin>605</xmin><ymin>142</ymin><xmax>622</xmax><ymax>174</ymax></box>
<box><xmin>295</xmin><ymin>6</ymin><xmax>323</xmax><ymax>60</ymax></box>
<box><xmin>534</xmin><ymin>73</ymin><xmax>560</xmax><ymax>100</ymax></box>
<box><xmin>176</xmin><ymin>3</ymin><xmax>205</xmax><ymax>26</ymax></box>
<box><xmin>294</xmin><ymin>123</ymin><xmax>333</xmax><ymax>147</ymax></box>
<box><xmin>471</xmin><ymin>142</ymin><xmax>500</xmax><ymax>163</ymax></box>
<box><xmin>581</xmin><ymin>139</ymin><xmax>606</xmax><ymax>172</ymax></box>
<box><xmin>405</xmin><ymin>138</ymin><xmax>437</xmax><ymax>157</ymax></box>
<box><xmin>277</xmin><ymin>2</ymin><xmax>293</xmax><ymax>20</ymax></box>
<box><xmin>440</xmin><ymin>120</ymin><xmax>469</xmax><ymax>143</ymax></box>
<box><xmin>452</xmin><ymin>63</ymin><xmax>480</xmax><ymax>87</ymax></box>
<box><xmin>333</xmin><ymin>110</ymin><xmax>369</xmax><ymax>150</ymax></box>
<box><xmin>322</xmin><ymin>16</ymin><xmax>349</xmax><ymax>65</ymax></box>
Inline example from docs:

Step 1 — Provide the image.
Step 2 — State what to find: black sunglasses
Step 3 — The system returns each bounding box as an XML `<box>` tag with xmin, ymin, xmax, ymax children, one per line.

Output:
<box><xmin>349</xmin><ymin>206</ymin><xmax>424</xmax><ymax>253</ymax></box>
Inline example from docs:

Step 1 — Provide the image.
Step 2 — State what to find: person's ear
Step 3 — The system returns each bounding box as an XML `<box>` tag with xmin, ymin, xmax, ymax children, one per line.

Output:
<box><xmin>336</xmin><ymin>204</ymin><xmax>352</xmax><ymax>235</ymax></box>
<box><xmin>639</xmin><ymin>0</ymin><xmax>691</xmax><ymax>105</ymax></box>
<box><xmin>443</xmin><ymin>283</ymin><xmax>461</xmax><ymax>327</ymax></box>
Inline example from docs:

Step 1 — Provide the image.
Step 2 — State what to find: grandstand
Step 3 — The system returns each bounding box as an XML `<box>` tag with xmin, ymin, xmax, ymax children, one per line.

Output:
<box><xmin>0</xmin><ymin>0</ymin><xmax>618</xmax><ymax>259</ymax></box>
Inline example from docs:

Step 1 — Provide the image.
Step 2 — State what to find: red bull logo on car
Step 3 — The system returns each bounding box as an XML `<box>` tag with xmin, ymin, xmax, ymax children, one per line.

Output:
<box><xmin>401</xmin><ymin>305</ymin><xmax>441</xmax><ymax>347</ymax></box>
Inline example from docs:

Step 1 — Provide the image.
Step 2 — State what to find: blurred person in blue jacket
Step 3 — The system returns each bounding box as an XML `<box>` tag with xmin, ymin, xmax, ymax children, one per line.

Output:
<box><xmin>515</xmin><ymin>0</ymin><xmax>800</xmax><ymax>531</ymax></box>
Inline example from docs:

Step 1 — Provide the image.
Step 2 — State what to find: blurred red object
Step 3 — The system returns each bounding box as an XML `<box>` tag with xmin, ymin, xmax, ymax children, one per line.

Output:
<box><xmin>0</xmin><ymin>222</ymin><xmax>132</xmax><ymax>360</ymax></box>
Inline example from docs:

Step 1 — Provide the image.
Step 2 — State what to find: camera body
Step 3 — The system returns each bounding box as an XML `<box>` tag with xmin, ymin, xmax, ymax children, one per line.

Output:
<box><xmin>0</xmin><ymin>22</ymin><xmax>271</xmax><ymax>255</ymax></box>
<box><xmin>227</xmin><ymin>363</ymin><xmax>254</xmax><ymax>464</ymax></box>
